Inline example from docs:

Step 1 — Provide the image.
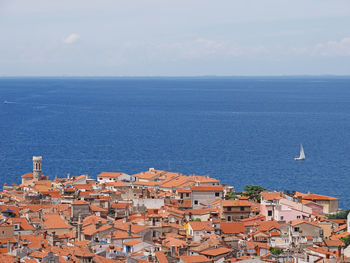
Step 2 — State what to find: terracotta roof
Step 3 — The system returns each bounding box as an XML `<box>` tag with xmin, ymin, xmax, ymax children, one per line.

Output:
<box><xmin>155</xmin><ymin>251</ymin><xmax>168</xmax><ymax>263</ymax></box>
<box><xmin>270</xmin><ymin>231</ymin><xmax>280</xmax><ymax>237</ymax></box>
<box><xmin>191</xmin><ymin>186</ymin><xmax>223</xmax><ymax>192</ymax></box>
<box><xmin>189</xmin><ymin>175</ymin><xmax>220</xmax><ymax>183</ymax></box>
<box><xmin>221</xmin><ymin>222</ymin><xmax>246</xmax><ymax>234</ymax></box>
<box><xmin>180</xmin><ymin>255</ymin><xmax>210</xmax><ymax>263</ymax></box>
<box><xmin>111</xmin><ymin>202</ymin><xmax>130</xmax><ymax>209</ymax></box>
<box><xmin>290</xmin><ymin>219</ymin><xmax>321</xmax><ymax>228</ymax></box>
<box><xmin>257</xmin><ymin>221</ymin><xmax>280</xmax><ymax>232</ymax></box>
<box><xmin>82</xmin><ymin>215</ymin><xmax>107</xmax><ymax>227</ymax></box>
<box><xmin>97</xmin><ymin>172</ymin><xmax>124</xmax><ymax>178</ymax></box>
<box><xmin>7</xmin><ymin>217</ymin><xmax>35</xmax><ymax>231</ymax></box>
<box><xmin>21</xmin><ymin>173</ymin><xmax>33</xmax><ymax>178</ymax></box>
<box><xmin>222</xmin><ymin>200</ymin><xmax>251</xmax><ymax>207</ymax></box>
<box><xmin>71</xmin><ymin>200</ymin><xmax>89</xmax><ymax>205</ymax></box>
<box><xmin>189</xmin><ymin>221</ymin><xmax>214</xmax><ymax>231</ymax></box>
<box><xmin>90</xmin><ymin>204</ymin><xmax>107</xmax><ymax>212</ymax></box>
<box><xmin>306</xmin><ymin>246</ymin><xmax>328</xmax><ymax>255</ymax></box>
<box><xmin>20</xmin><ymin>234</ymin><xmax>48</xmax><ymax>249</ymax></box>
<box><xmin>324</xmin><ymin>239</ymin><xmax>345</xmax><ymax>247</ymax></box>
<box><xmin>330</xmin><ymin>231</ymin><xmax>350</xmax><ymax>240</ymax></box>
<box><xmin>200</xmin><ymin>247</ymin><xmax>230</xmax><ymax>256</ymax></box>
<box><xmin>333</xmin><ymin>224</ymin><xmax>347</xmax><ymax>233</ymax></box>
<box><xmin>112</xmin><ymin>230</ymin><xmax>141</xmax><ymax>239</ymax></box>
<box><xmin>261</xmin><ymin>191</ymin><xmax>284</xmax><ymax>200</ymax></box>
<box><xmin>105</xmin><ymin>181</ymin><xmax>128</xmax><ymax>187</ymax></box>
<box><xmin>302</xmin><ymin>194</ymin><xmax>338</xmax><ymax>201</ymax></box>
<box><xmin>43</xmin><ymin>214</ymin><xmax>72</xmax><ymax>229</ymax></box>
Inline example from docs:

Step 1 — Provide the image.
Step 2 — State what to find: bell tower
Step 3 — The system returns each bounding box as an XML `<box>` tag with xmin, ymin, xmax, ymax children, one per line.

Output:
<box><xmin>33</xmin><ymin>156</ymin><xmax>42</xmax><ymax>180</ymax></box>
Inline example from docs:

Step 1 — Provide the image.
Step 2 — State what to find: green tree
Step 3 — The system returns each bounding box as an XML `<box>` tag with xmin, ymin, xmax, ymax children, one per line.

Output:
<box><xmin>242</xmin><ymin>185</ymin><xmax>266</xmax><ymax>202</ymax></box>
<box><xmin>328</xmin><ymin>210</ymin><xmax>350</xmax><ymax>219</ymax></box>
<box><xmin>269</xmin><ymin>247</ymin><xmax>282</xmax><ymax>255</ymax></box>
<box><xmin>194</xmin><ymin>218</ymin><xmax>201</xmax><ymax>222</ymax></box>
<box><xmin>342</xmin><ymin>236</ymin><xmax>350</xmax><ymax>247</ymax></box>
<box><xmin>227</xmin><ymin>192</ymin><xmax>237</xmax><ymax>200</ymax></box>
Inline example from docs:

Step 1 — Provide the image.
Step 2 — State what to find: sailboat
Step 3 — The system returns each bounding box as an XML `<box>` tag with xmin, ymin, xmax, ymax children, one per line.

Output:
<box><xmin>294</xmin><ymin>144</ymin><xmax>305</xmax><ymax>161</ymax></box>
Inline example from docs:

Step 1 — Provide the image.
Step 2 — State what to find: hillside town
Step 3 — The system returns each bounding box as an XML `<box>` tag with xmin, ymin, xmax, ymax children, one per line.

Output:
<box><xmin>0</xmin><ymin>156</ymin><xmax>349</xmax><ymax>263</ymax></box>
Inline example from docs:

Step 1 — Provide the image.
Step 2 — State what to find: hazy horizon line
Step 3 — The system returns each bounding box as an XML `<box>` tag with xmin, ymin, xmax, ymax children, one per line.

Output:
<box><xmin>1</xmin><ymin>74</ymin><xmax>350</xmax><ymax>79</ymax></box>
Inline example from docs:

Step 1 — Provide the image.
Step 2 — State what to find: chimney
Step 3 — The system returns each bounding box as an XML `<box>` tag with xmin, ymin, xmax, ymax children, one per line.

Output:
<box><xmin>171</xmin><ymin>245</ymin><xmax>176</xmax><ymax>257</ymax></box>
<box><xmin>110</xmin><ymin>230</ymin><xmax>114</xmax><ymax>242</ymax></box>
<box><xmin>297</xmin><ymin>196</ymin><xmax>302</xmax><ymax>204</ymax></box>
<box><xmin>307</xmin><ymin>190</ymin><xmax>311</xmax><ymax>195</ymax></box>
<box><xmin>18</xmin><ymin>232</ymin><xmax>21</xmax><ymax>247</ymax></box>
<box><xmin>67</xmin><ymin>173</ymin><xmax>71</xmax><ymax>179</ymax></box>
<box><xmin>95</xmin><ymin>220</ymin><xmax>102</xmax><ymax>229</ymax></box>
<box><xmin>337</xmin><ymin>245</ymin><xmax>342</xmax><ymax>259</ymax></box>
<box><xmin>256</xmin><ymin>246</ymin><xmax>260</xmax><ymax>256</ymax></box>
<box><xmin>128</xmin><ymin>224</ymin><xmax>132</xmax><ymax>237</ymax></box>
<box><xmin>7</xmin><ymin>239</ymin><xmax>11</xmax><ymax>254</ymax></box>
<box><xmin>43</xmin><ymin>231</ymin><xmax>47</xmax><ymax>240</ymax></box>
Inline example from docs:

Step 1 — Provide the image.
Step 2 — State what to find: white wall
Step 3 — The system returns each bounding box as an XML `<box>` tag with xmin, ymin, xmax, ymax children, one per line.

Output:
<box><xmin>133</xmin><ymin>199</ymin><xmax>164</xmax><ymax>209</ymax></box>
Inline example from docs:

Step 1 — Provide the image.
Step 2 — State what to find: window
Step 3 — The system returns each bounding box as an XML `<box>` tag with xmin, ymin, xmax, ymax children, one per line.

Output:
<box><xmin>215</xmin><ymin>192</ymin><xmax>220</xmax><ymax>197</ymax></box>
<box><xmin>227</xmin><ymin>207</ymin><xmax>232</xmax><ymax>211</ymax></box>
<box><xmin>194</xmin><ymin>200</ymin><xmax>198</xmax><ymax>205</ymax></box>
<box><xmin>280</xmin><ymin>216</ymin><xmax>284</xmax><ymax>220</ymax></box>
<box><xmin>240</xmin><ymin>207</ymin><xmax>245</xmax><ymax>211</ymax></box>
<box><xmin>268</xmin><ymin>210</ymin><xmax>272</xmax><ymax>216</ymax></box>
<box><xmin>186</xmin><ymin>193</ymin><xmax>190</xmax><ymax>197</ymax></box>
<box><xmin>240</xmin><ymin>216</ymin><xmax>244</xmax><ymax>219</ymax></box>
<box><xmin>227</xmin><ymin>216</ymin><xmax>231</xmax><ymax>221</ymax></box>
<box><xmin>297</xmin><ymin>216</ymin><xmax>301</xmax><ymax>219</ymax></box>
<box><xmin>294</xmin><ymin>227</ymin><xmax>300</xmax><ymax>232</ymax></box>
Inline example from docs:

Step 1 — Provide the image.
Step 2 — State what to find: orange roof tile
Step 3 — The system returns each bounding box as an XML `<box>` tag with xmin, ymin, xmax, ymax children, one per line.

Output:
<box><xmin>155</xmin><ymin>251</ymin><xmax>168</xmax><ymax>263</ymax></box>
<box><xmin>21</xmin><ymin>173</ymin><xmax>33</xmax><ymax>178</ymax></box>
<box><xmin>71</xmin><ymin>200</ymin><xmax>89</xmax><ymax>205</ymax></box>
<box><xmin>191</xmin><ymin>186</ymin><xmax>223</xmax><ymax>192</ymax></box>
<box><xmin>324</xmin><ymin>239</ymin><xmax>345</xmax><ymax>247</ymax></box>
<box><xmin>180</xmin><ymin>255</ymin><xmax>210</xmax><ymax>263</ymax></box>
<box><xmin>302</xmin><ymin>194</ymin><xmax>338</xmax><ymax>201</ymax></box>
<box><xmin>222</xmin><ymin>200</ymin><xmax>251</xmax><ymax>207</ymax></box>
<box><xmin>97</xmin><ymin>172</ymin><xmax>124</xmax><ymax>178</ymax></box>
<box><xmin>43</xmin><ymin>214</ymin><xmax>72</xmax><ymax>229</ymax></box>
<box><xmin>221</xmin><ymin>222</ymin><xmax>246</xmax><ymax>234</ymax></box>
<box><xmin>257</xmin><ymin>221</ymin><xmax>280</xmax><ymax>232</ymax></box>
<box><xmin>7</xmin><ymin>217</ymin><xmax>35</xmax><ymax>231</ymax></box>
<box><xmin>189</xmin><ymin>221</ymin><xmax>214</xmax><ymax>231</ymax></box>
<box><xmin>200</xmin><ymin>247</ymin><xmax>230</xmax><ymax>256</ymax></box>
<box><xmin>105</xmin><ymin>181</ymin><xmax>128</xmax><ymax>187</ymax></box>
<box><xmin>261</xmin><ymin>191</ymin><xmax>284</xmax><ymax>201</ymax></box>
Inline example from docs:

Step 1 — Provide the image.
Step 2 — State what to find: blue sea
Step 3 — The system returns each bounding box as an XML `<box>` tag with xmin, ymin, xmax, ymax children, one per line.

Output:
<box><xmin>0</xmin><ymin>77</ymin><xmax>349</xmax><ymax>208</ymax></box>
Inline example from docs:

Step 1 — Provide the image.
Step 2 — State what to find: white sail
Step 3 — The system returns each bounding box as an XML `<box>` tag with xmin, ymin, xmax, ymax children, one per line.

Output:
<box><xmin>295</xmin><ymin>144</ymin><xmax>305</xmax><ymax>160</ymax></box>
<box><xmin>299</xmin><ymin>144</ymin><xmax>305</xmax><ymax>159</ymax></box>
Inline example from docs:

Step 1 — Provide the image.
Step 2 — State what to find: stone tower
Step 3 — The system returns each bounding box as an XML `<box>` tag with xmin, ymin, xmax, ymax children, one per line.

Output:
<box><xmin>33</xmin><ymin>156</ymin><xmax>42</xmax><ymax>180</ymax></box>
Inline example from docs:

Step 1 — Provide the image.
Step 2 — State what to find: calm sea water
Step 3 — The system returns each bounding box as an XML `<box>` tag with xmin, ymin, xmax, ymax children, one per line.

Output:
<box><xmin>0</xmin><ymin>77</ymin><xmax>349</xmax><ymax>208</ymax></box>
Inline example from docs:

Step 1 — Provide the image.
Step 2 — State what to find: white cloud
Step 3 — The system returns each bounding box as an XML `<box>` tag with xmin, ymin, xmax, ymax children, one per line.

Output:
<box><xmin>312</xmin><ymin>37</ymin><xmax>350</xmax><ymax>56</ymax></box>
<box><xmin>63</xmin><ymin>33</ymin><xmax>80</xmax><ymax>44</ymax></box>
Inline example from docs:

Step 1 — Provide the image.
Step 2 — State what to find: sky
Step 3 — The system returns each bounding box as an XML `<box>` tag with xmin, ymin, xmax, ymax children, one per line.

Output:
<box><xmin>0</xmin><ymin>0</ymin><xmax>350</xmax><ymax>76</ymax></box>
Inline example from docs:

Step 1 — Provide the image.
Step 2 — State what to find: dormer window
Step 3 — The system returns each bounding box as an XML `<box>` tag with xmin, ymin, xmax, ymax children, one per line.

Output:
<box><xmin>14</xmin><ymin>223</ymin><xmax>20</xmax><ymax>230</ymax></box>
